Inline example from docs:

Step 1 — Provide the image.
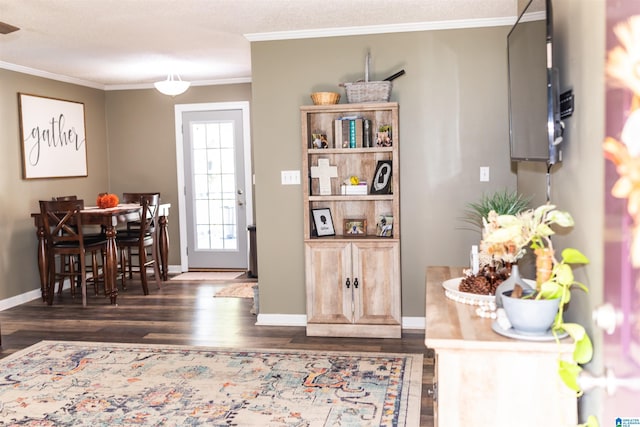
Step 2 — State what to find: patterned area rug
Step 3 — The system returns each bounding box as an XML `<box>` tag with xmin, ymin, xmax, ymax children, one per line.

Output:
<box><xmin>0</xmin><ymin>341</ymin><xmax>422</xmax><ymax>426</ymax></box>
<box><xmin>214</xmin><ymin>282</ymin><xmax>256</xmax><ymax>298</ymax></box>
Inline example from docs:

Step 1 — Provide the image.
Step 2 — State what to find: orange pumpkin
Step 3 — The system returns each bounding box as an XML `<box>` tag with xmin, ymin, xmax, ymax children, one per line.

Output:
<box><xmin>97</xmin><ymin>193</ymin><xmax>119</xmax><ymax>208</ymax></box>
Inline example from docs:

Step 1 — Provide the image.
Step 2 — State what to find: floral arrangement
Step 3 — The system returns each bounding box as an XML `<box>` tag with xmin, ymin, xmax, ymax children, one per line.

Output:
<box><xmin>480</xmin><ymin>203</ymin><xmax>574</xmax><ymax>269</ymax></box>
<box><xmin>97</xmin><ymin>193</ymin><xmax>119</xmax><ymax>208</ymax></box>
<box><xmin>480</xmin><ymin>203</ymin><xmax>594</xmax><ymax>407</ymax></box>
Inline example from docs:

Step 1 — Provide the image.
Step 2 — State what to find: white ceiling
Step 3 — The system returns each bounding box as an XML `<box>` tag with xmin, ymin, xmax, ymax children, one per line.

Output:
<box><xmin>0</xmin><ymin>0</ymin><xmax>520</xmax><ymax>90</ymax></box>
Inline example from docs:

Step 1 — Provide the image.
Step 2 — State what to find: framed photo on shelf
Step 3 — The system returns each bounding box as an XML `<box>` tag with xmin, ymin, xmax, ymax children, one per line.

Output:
<box><xmin>312</xmin><ymin>208</ymin><xmax>335</xmax><ymax>237</ymax></box>
<box><xmin>376</xmin><ymin>215</ymin><xmax>393</xmax><ymax>237</ymax></box>
<box><xmin>344</xmin><ymin>218</ymin><xmax>367</xmax><ymax>236</ymax></box>
<box><xmin>370</xmin><ymin>160</ymin><xmax>392</xmax><ymax>194</ymax></box>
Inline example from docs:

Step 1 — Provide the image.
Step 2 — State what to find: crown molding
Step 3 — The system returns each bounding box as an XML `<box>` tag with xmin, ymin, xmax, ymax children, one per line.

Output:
<box><xmin>105</xmin><ymin>77</ymin><xmax>252</xmax><ymax>91</ymax></box>
<box><xmin>0</xmin><ymin>61</ymin><xmax>252</xmax><ymax>91</ymax></box>
<box><xmin>245</xmin><ymin>16</ymin><xmax>516</xmax><ymax>42</ymax></box>
<box><xmin>0</xmin><ymin>61</ymin><xmax>105</xmax><ymax>89</ymax></box>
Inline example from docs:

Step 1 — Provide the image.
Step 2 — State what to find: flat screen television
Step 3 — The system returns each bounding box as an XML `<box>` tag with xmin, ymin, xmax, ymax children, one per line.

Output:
<box><xmin>507</xmin><ymin>0</ymin><xmax>563</xmax><ymax>165</ymax></box>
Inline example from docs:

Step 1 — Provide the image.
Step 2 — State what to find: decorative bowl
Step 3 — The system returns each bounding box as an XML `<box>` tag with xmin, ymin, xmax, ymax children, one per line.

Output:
<box><xmin>311</xmin><ymin>92</ymin><xmax>340</xmax><ymax>105</ymax></box>
<box><xmin>501</xmin><ymin>289</ymin><xmax>560</xmax><ymax>335</ymax></box>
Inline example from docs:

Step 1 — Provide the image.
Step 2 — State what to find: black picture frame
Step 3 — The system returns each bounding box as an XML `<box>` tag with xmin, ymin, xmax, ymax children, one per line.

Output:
<box><xmin>311</xmin><ymin>208</ymin><xmax>335</xmax><ymax>237</ymax></box>
<box><xmin>370</xmin><ymin>160</ymin><xmax>392</xmax><ymax>194</ymax></box>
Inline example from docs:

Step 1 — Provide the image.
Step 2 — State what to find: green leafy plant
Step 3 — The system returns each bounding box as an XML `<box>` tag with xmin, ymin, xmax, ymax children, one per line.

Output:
<box><xmin>538</xmin><ymin>248</ymin><xmax>593</xmax><ymax>397</ymax></box>
<box><xmin>481</xmin><ymin>204</ymin><xmax>596</xmax><ymax>423</ymax></box>
<box><xmin>462</xmin><ymin>189</ymin><xmax>531</xmax><ymax>233</ymax></box>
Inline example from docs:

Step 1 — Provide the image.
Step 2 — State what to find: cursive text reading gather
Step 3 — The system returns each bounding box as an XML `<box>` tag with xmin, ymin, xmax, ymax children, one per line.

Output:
<box><xmin>25</xmin><ymin>113</ymin><xmax>85</xmax><ymax>166</ymax></box>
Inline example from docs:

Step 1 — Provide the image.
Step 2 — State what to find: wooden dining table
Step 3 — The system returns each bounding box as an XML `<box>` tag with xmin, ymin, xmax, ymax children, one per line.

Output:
<box><xmin>32</xmin><ymin>203</ymin><xmax>171</xmax><ymax>305</ymax></box>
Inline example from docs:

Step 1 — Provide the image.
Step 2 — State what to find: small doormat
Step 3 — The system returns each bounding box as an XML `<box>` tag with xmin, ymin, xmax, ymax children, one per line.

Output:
<box><xmin>170</xmin><ymin>271</ymin><xmax>243</xmax><ymax>281</ymax></box>
<box><xmin>214</xmin><ymin>282</ymin><xmax>256</xmax><ymax>298</ymax></box>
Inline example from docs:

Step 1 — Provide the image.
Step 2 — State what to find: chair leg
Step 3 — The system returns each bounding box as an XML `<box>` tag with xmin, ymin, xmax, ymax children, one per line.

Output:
<box><xmin>91</xmin><ymin>250</ymin><xmax>100</xmax><ymax>295</ymax></box>
<box><xmin>151</xmin><ymin>241</ymin><xmax>161</xmax><ymax>289</ymax></box>
<box><xmin>46</xmin><ymin>254</ymin><xmax>56</xmax><ymax>306</ymax></box>
<box><xmin>79</xmin><ymin>251</ymin><xmax>87</xmax><ymax>307</ymax></box>
<box><xmin>68</xmin><ymin>258</ymin><xmax>76</xmax><ymax>299</ymax></box>
<box><xmin>127</xmin><ymin>247</ymin><xmax>134</xmax><ymax>279</ymax></box>
<box><xmin>119</xmin><ymin>247</ymin><xmax>128</xmax><ymax>291</ymax></box>
<box><xmin>139</xmin><ymin>245</ymin><xmax>149</xmax><ymax>296</ymax></box>
<box><xmin>57</xmin><ymin>255</ymin><xmax>68</xmax><ymax>294</ymax></box>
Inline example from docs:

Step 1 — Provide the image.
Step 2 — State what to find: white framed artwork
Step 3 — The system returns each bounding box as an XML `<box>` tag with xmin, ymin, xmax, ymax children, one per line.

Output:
<box><xmin>18</xmin><ymin>93</ymin><xmax>88</xmax><ymax>179</ymax></box>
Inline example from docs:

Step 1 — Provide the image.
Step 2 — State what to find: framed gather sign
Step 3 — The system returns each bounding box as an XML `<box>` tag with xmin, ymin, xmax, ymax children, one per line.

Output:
<box><xmin>18</xmin><ymin>93</ymin><xmax>88</xmax><ymax>179</ymax></box>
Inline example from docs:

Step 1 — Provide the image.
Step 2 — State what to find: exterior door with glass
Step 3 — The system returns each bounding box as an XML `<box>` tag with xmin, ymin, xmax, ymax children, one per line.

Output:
<box><xmin>182</xmin><ymin>109</ymin><xmax>248</xmax><ymax>269</ymax></box>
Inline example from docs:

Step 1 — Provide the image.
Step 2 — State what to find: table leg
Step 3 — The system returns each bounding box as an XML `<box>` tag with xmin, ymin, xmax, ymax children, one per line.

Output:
<box><xmin>103</xmin><ymin>225</ymin><xmax>119</xmax><ymax>305</ymax></box>
<box><xmin>36</xmin><ymin>225</ymin><xmax>48</xmax><ymax>302</ymax></box>
<box><xmin>158</xmin><ymin>215</ymin><xmax>169</xmax><ymax>281</ymax></box>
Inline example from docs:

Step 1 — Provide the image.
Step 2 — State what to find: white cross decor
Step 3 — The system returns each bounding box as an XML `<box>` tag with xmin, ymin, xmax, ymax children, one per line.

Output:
<box><xmin>310</xmin><ymin>158</ymin><xmax>338</xmax><ymax>195</ymax></box>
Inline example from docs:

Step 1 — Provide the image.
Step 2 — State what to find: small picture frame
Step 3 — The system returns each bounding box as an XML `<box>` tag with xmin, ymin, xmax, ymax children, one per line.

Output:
<box><xmin>312</xmin><ymin>208</ymin><xmax>335</xmax><ymax>237</ymax></box>
<box><xmin>344</xmin><ymin>218</ymin><xmax>367</xmax><ymax>236</ymax></box>
<box><xmin>376</xmin><ymin>215</ymin><xmax>393</xmax><ymax>237</ymax></box>
<box><xmin>370</xmin><ymin>160</ymin><xmax>392</xmax><ymax>194</ymax></box>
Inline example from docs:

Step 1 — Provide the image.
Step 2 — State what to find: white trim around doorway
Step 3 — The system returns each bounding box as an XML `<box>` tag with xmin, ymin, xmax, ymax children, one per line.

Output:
<box><xmin>174</xmin><ymin>101</ymin><xmax>253</xmax><ymax>273</ymax></box>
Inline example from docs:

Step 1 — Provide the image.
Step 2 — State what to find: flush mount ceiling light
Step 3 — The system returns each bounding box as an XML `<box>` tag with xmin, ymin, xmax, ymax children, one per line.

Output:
<box><xmin>154</xmin><ymin>74</ymin><xmax>190</xmax><ymax>96</ymax></box>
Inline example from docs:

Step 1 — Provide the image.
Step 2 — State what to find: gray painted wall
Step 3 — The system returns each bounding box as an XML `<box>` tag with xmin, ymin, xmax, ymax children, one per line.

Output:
<box><xmin>517</xmin><ymin>0</ymin><xmax>606</xmax><ymax>421</ymax></box>
<box><xmin>251</xmin><ymin>27</ymin><xmax>518</xmax><ymax>317</ymax></box>
<box><xmin>105</xmin><ymin>84</ymin><xmax>252</xmax><ymax>267</ymax></box>
<box><xmin>0</xmin><ymin>69</ymin><xmax>108</xmax><ymax>301</ymax></box>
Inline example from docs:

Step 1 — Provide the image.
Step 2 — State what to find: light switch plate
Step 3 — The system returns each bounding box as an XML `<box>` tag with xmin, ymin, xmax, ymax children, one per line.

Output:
<box><xmin>281</xmin><ymin>170</ymin><xmax>300</xmax><ymax>185</ymax></box>
<box><xmin>480</xmin><ymin>166</ymin><xmax>490</xmax><ymax>182</ymax></box>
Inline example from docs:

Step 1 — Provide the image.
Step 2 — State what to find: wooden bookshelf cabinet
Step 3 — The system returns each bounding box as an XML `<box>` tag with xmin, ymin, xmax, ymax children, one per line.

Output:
<box><xmin>301</xmin><ymin>102</ymin><xmax>401</xmax><ymax>338</ymax></box>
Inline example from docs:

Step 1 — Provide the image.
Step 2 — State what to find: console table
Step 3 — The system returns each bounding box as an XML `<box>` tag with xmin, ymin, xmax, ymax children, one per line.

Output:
<box><xmin>424</xmin><ymin>266</ymin><xmax>577</xmax><ymax>427</ymax></box>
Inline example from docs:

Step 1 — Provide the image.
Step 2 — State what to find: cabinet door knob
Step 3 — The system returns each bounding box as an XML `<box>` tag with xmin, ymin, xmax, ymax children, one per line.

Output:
<box><xmin>345</xmin><ymin>278</ymin><xmax>351</xmax><ymax>288</ymax></box>
<box><xmin>426</xmin><ymin>382</ymin><xmax>438</xmax><ymax>401</ymax></box>
<box><xmin>354</xmin><ymin>278</ymin><xmax>359</xmax><ymax>288</ymax></box>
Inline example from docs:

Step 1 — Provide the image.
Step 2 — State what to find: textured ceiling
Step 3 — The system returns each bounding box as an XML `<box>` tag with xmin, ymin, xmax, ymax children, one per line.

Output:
<box><xmin>0</xmin><ymin>0</ymin><xmax>519</xmax><ymax>89</ymax></box>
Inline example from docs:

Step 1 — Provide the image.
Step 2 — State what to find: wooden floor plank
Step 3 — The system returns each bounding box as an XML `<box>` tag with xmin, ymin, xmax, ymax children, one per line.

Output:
<box><xmin>0</xmin><ymin>277</ymin><xmax>434</xmax><ymax>426</ymax></box>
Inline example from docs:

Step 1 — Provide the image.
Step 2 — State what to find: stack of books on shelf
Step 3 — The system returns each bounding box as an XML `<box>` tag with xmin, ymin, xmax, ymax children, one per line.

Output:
<box><xmin>341</xmin><ymin>182</ymin><xmax>368</xmax><ymax>195</ymax></box>
<box><xmin>334</xmin><ymin>117</ymin><xmax>372</xmax><ymax>148</ymax></box>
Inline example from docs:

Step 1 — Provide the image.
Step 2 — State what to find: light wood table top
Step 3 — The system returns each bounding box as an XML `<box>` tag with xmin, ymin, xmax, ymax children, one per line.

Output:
<box><xmin>424</xmin><ymin>265</ymin><xmax>573</xmax><ymax>353</ymax></box>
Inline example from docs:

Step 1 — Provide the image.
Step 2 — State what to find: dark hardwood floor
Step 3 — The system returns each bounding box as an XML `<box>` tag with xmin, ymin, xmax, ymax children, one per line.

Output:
<box><xmin>0</xmin><ymin>275</ymin><xmax>434</xmax><ymax>426</ymax></box>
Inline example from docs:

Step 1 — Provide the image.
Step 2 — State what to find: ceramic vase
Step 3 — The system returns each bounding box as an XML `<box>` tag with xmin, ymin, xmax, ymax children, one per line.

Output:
<box><xmin>494</xmin><ymin>265</ymin><xmax>533</xmax><ymax>308</ymax></box>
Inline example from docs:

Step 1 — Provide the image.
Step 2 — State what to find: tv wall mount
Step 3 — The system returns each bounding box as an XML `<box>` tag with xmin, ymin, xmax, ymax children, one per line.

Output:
<box><xmin>560</xmin><ymin>89</ymin><xmax>574</xmax><ymax>119</ymax></box>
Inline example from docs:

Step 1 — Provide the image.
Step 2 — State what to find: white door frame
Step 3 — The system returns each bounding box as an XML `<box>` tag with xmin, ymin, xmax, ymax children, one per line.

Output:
<box><xmin>174</xmin><ymin>102</ymin><xmax>253</xmax><ymax>272</ymax></box>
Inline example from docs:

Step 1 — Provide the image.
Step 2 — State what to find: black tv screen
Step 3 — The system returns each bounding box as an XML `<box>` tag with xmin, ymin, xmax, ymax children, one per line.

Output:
<box><xmin>507</xmin><ymin>0</ymin><xmax>562</xmax><ymax>164</ymax></box>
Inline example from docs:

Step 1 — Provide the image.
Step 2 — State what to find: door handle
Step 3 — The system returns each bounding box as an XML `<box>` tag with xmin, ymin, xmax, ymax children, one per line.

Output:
<box><xmin>353</xmin><ymin>278</ymin><xmax>359</xmax><ymax>288</ymax></box>
<box><xmin>579</xmin><ymin>367</ymin><xmax>640</xmax><ymax>396</ymax></box>
<box><xmin>592</xmin><ymin>303</ymin><xmax>624</xmax><ymax>334</ymax></box>
<box><xmin>345</xmin><ymin>278</ymin><xmax>351</xmax><ymax>288</ymax></box>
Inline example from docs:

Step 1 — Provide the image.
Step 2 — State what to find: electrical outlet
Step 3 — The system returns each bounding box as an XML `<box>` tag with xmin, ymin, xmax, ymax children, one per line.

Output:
<box><xmin>480</xmin><ymin>167</ymin><xmax>490</xmax><ymax>182</ymax></box>
<box><xmin>281</xmin><ymin>170</ymin><xmax>300</xmax><ymax>185</ymax></box>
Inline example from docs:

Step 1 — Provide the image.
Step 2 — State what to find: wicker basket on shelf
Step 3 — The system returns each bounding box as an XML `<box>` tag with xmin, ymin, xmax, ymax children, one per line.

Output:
<box><xmin>342</xmin><ymin>52</ymin><xmax>392</xmax><ymax>103</ymax></box>
<box><xmin>310</xmin><ymin>92</ymin><xmax>341</xmax><ymax>105</ymax></box>
<box><xmin>343</xmin><ymin>81</ymin><xmax>392</xmax><ymax>103</ymax></box>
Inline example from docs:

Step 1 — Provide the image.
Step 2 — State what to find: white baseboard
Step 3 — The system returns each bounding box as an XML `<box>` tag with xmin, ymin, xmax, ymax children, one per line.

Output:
<box><xmin>255</xmin><ymin>313</ymin><xmax>307</xmax><ymax>327</ymax></box>
<box><xmin>0</xmin><ymin>288</ymin><xmax>42</xmax><ymax>311</ymax></box>
<box><xmin>255</xmin><ymin>313</ymin><xmax>426</xmax><ymax>331</ymax></box>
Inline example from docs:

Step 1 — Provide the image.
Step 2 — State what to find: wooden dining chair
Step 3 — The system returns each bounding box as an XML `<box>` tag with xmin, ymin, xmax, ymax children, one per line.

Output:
<box><xmin>39</xmin><ymin>199</ymin><xmax>108</xmax><ymax>306</ymax></box>
<box><xmin>116</xmin><ymin>193</ymin><xmax>161</xmax><ymax>295</ymax></box>
<box><xmin>52</xmin><ymin>195</ymin><xmax>106</xmax><ymax>296</ymax></box>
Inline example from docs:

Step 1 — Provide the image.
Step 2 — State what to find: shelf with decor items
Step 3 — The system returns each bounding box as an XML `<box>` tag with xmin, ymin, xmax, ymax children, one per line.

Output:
<box><xmin>301</xmin><ymin>102</ymin><xmax>400</xmax><ymax>338</ymax></box>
